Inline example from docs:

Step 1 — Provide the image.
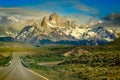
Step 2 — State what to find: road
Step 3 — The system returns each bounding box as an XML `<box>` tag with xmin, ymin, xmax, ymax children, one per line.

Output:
<box><xmin>0</xmin><ymin>52</ymin><xmax>49</xmax><ymax>80</ymax></box>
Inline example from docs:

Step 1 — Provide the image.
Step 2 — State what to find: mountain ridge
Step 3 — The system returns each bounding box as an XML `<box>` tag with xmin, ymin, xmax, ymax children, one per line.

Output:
<box><xmin>15</xmin><ymin>13</ymin><xmax>118</xmax><ymax>46</ymax></box>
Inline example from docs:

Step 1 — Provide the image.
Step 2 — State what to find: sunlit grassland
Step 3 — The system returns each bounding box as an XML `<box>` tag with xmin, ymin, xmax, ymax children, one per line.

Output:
<box><xmin>23</xmin><ymin>50</ymin><xmax>120</xmax><ymax>80</ymax></box>
<box><xmin>0</xmin><ymin>40</ymin><xmax>120</xmax><ymax>80</ymax></box>
<box><xmin>22</xmin><ymin>40</ymin><xmax>120</xmax><ymax>80</ymax></box>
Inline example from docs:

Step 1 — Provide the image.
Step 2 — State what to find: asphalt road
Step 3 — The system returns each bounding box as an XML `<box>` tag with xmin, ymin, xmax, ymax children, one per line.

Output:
<box><xmin>0</xmin><ymin>52</ymin><xmax>49</xmax><ymax>80</ymax></box>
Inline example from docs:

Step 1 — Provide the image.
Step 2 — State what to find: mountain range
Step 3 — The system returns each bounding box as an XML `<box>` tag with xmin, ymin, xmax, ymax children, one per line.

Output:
<box><xmin>14</xmin><ymin>13</ymin><xmax>119</xmax><ymax>46</ymax></box>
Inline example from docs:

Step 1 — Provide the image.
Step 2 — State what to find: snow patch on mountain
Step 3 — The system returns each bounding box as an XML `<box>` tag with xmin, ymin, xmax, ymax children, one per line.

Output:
<box><xmin>47</xmin><ymin>22</ymin><xmax>56</xmax><ymax>28</ymax></box>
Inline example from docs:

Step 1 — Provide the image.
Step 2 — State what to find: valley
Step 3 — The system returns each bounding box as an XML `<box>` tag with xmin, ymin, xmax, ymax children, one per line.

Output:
<box><xmin>0</xmin><ymin>38</ymin><xmax>120</xmax><ymax>80</ymax></box>
<box><xmin>21</xmin><ymin>39</ymin><xmax>120</xmax><ymax>80</ymax></box>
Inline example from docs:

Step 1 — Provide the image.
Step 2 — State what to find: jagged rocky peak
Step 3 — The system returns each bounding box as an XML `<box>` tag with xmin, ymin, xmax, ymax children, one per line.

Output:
<box><xmin>49</xmin><ymin>12</ymin><xmax>61</xmax><ymax>26</ymax></box>
<box><xmin>40</xmin><ymin>13</ymin><xmax>61</xmax><ymax>31</ymax></box>
<box><xmin>40</xmin><ymin>16</ymin><xmax>52</xmax><ymax>32</ymax></box>
<box><xmin>32</xmin><ymin>22</ymin><xmax>37</xmax><ymax>28</ymax></box>
<box><xmin>41</xmin><ymin>13</ymin><xmax>72</xmax><ymax>28</ymax></box>
<box><xmin>41</xmin><ymin>16</ymin><xmax>48</xmax><ymax>27</ymax></box>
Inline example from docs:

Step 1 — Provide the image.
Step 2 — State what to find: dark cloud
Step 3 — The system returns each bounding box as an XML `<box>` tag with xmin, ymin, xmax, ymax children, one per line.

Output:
<box><xmin>101</xmin><ymin>13</ymin><xmax>120</xmax><ymax>33</ymax></box>
<box><xmin>103</xmin><ymin>13</ymin><xmax>120</xmax><ymax>21</ymax></box>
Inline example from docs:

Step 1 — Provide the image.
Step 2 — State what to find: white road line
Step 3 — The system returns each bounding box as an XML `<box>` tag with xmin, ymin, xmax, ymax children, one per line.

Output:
<box><xmin>25</xmin><ymin>68</ymin><xmax>49</xmax><ymax>80</ymax></box>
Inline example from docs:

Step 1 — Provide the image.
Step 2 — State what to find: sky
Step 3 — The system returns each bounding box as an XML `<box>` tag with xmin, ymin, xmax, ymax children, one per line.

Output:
<box><xmin>0</xmin><ymin>0</ymin><xmax>119</xmax><ymax>18</ymax></box>
<box><xmin>0</xmin><ymin>0</ymin><xmax>120</xmax><ymax>36</ymax></box>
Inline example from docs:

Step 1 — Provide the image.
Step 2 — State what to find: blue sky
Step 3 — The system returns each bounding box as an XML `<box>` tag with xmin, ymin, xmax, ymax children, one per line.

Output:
<box><xmin>0</xmin><ymin>0</ymin><xmax>120</xmax><ymax>18</ymax></box>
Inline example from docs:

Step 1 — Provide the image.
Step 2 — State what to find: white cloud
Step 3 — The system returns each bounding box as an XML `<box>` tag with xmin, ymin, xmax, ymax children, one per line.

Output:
<box><xmin>70</xmin><ymin>1</ymin><xmax>98</xmax><ymax>14</ymax></box>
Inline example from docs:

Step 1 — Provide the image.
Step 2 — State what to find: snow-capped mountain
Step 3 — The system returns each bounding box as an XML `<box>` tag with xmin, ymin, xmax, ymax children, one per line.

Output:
<box><xmin>15</xmin><ymin>13</ymin><xmax>118</xmax><ymax>45</ymax></box>
<box><xmin>16</xmin><ymin>23</ymin><xmax>40</xmax><ymax>42</ymax></box>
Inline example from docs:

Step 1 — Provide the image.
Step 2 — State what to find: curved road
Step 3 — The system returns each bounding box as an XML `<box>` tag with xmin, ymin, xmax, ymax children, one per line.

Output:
<box><xmin>0</xmin><ymin>52</ymin><xmax>49</xmax><ymax>80</ymax></box>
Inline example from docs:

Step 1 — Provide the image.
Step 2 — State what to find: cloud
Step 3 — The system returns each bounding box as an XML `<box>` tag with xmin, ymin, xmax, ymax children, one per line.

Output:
<box><xmin>0</xmin><ymin>7</ymin><xmax>50</xmax><ymax>18</ymax></box>
<box><xmin>0</xmin><ymin>7</ymin><xmax>51</xmax><ymax>37</ymax></box>
<box><xmin>24</xmin><ymin>0</ymin><xmax>98</xmax><ymax>16</ymax></box>
<box><xmin>70</xmin><ymin>1</ymin><xmax>98</xmax><ymax>14</ymax></box>
<box><xmin>103</xmin><ymin>13</ymin><xmax>120</xmax><ymax>21</ymax></box>
<box><xmin>100</xmin><ymin>13</ymin><xmax>120</xmax><ymax>33</ymax></box>
<box><xmin>28</xmin><ymin>1</ymin><xmax>64</xmax><ymax>15</ymax></box>
<box><xmin>0</xmin><ymin>7</ymin><xmax>21</xmax><ymax>11</ymax></box>
<box><xmin>36</xmin><ymin>1</ymin><xmax>98</xmax><ymax>15</ymax></box>
<box><xmin>67</xmin><ymin>14</ymin><xmax>99</xmax><ymax>24</ymax></box>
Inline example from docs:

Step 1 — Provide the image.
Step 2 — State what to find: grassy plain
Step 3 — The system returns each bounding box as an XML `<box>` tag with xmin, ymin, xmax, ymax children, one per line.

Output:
<box><xmin>0</xmin><ymin>38</ymin><xmax>120</xmax><ymax>80</ymax></box>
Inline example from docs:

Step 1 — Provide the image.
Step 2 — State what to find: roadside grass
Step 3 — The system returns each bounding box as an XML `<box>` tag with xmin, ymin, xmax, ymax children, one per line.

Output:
<box><xmin>31</xmin><ymin>64</ymin><xmax>120</xmax><ymax>80</ymax></box>
<box><xmin>0</xmin><ymin>54</ymin><xmax>11</xmax><ymax>67</ymax></box>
